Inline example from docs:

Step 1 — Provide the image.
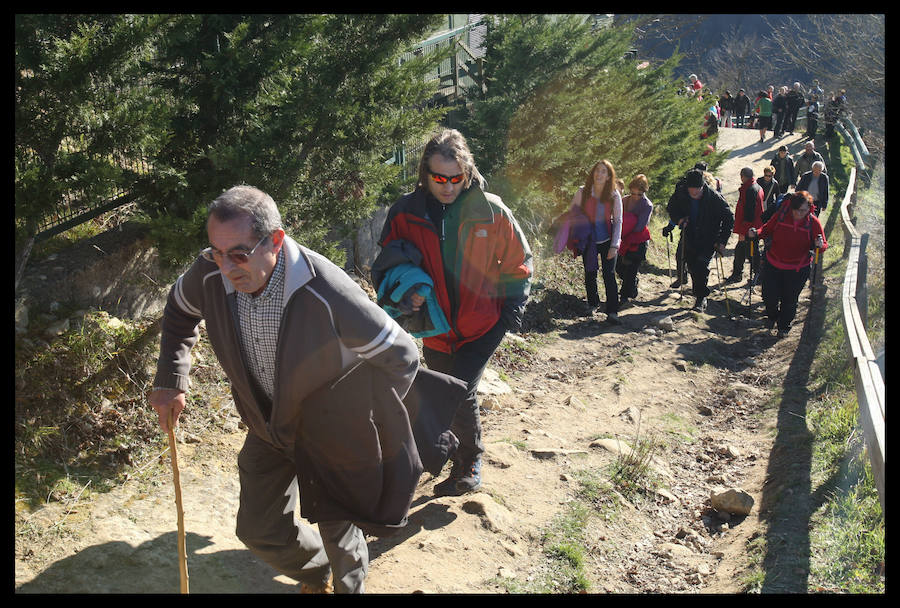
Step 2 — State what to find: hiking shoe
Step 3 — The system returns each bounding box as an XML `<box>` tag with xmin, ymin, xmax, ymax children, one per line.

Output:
<box><xmin>777</xmin><ymin>328</ymin><xmax>790</xmax><ymax>339</ymax></box>
<box><xmin>692</xmin><ymin>297</ymin><xmax>707</xmax><ymax>312</ymax></box>
<box><xmin>455</xmin><ymin>457</ymin><xmax>482</xmax><ymax>493</ymax></box>
<box><xmin>606</xmin><ymin>313</ymin><xmax>622</xmax><ymax>325</ymax></box>
<box><xmin>670</xmin><ymin>278</ymin><xmax>684</xmax><ymax>288</ymax></box>
<box><xmin>433</xmin><ymin>460</ymin><xmax>466</xmax><ymax>496</ymax></box>
<box><xmin>300</xmin><ymin>576</ymin><xmax>334</xmax><ymax>594</ymax></box>
<box><xmin>764</xmin><ymin>317</ymin><xmax>777</xmax><ymax>330</ymax></box>
<box><xmin>726</xmin><ymin>275</ymin><xmax>742</xmax><ymax>284</ymax></box>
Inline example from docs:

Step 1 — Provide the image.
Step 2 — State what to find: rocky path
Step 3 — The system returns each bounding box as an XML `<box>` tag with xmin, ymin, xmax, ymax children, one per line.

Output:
<box><xmin>15</xmin><ymin>127</ymin><xmax>825</xmax><ymax>594</ymax></box>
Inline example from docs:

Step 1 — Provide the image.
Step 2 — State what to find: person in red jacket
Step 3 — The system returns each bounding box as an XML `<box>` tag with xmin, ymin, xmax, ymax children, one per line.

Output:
<box><xmin>373</xmin><ymin>128</ymin><xmax>533</xmax><ymax>496</ymax></box>
<box><xmin>616</xmin><ymin>174</ymin><xmax>653</xmax><ymax>307</ymax></box>
<box><xmin>728</xmin><ymin>167</ymin><xmax>765</xmax><ymax>283</ymax></box>
<box><xmin>748</xmin><ymin>191</ymin><xmax>827</xmax><ymax>337</ymax></box>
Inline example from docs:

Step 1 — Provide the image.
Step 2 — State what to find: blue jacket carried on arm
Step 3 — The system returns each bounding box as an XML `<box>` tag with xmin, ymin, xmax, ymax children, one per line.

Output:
<box><xmin>377</xmin><ymin>263</ymin><xmax>451</xmax><ymax>338</ymax></box>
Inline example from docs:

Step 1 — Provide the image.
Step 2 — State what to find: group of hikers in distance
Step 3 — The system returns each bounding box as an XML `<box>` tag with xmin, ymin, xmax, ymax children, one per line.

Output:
<box><xmin>147</xmin><ymin>125</ymin><xmax>827</xmax><ymax>593</ymax></box>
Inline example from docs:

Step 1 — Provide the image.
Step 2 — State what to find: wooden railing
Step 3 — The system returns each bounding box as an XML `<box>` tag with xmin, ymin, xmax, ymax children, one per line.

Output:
<box><xmin>839</xmin><ymin>165</ymin><xmax>885</xmax><ymax>511</ymax></box>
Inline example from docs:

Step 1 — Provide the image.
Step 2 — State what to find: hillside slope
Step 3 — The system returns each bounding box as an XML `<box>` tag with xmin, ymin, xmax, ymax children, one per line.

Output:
<box><xmin>16</xmin><ymin>127</ymin><xmax>829</xmax><ymax>594</ymax></box>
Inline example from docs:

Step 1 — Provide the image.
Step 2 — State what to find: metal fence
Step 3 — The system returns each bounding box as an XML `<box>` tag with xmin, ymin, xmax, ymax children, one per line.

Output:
<box><xmin>389</xmin><ymin>20</ymin><xmax>486</xmax><ymax>182</ymax></box>
<box><xmin>27</xmin><ymin>141</ymin><xmax>151</xmax><ymax>242</ymax></box>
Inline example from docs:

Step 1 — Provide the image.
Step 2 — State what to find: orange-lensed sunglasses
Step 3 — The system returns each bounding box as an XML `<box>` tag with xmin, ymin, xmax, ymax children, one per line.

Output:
<box><xmin>429</xmin><ymin>171</ymin><xmax>465</xmax><ymax>185</ymax></box>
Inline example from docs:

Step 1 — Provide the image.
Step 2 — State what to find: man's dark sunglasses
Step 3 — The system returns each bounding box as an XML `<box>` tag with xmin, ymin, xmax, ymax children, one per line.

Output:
<box><xmin>201</xmin><ymin>235</ymin><xmax>269</xmax><ymax>265</ymax></box>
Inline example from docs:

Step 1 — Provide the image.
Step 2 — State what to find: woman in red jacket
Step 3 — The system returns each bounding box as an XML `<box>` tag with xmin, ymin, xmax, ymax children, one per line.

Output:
<box><xmin>748</xmin><ymin>191</ymin><xmax>827</xmax><ymax>337</ymax></box>
<box><xmin>616</xmin><ymin>174</ymin><xmax>653</xmax><ymax>307</ymax></box>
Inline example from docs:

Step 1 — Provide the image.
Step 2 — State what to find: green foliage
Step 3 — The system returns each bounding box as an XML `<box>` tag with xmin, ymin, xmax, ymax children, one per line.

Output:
<box><xmin>15</xmin><ymin>14</ymin><xmax>167</xmax><ymax>236</ymax></box>
<box><xmin>462</xmin><ymin>15</ymin><xmax>711</xmax><ymax>239</ymax></box>
<box><xmin>15</xmin><ymin>312</ymin><xmax>164</xmax><ymax>508</ymax></box>
<box><xmin>140</xmin><ymin>14</ymin><xmax>446</xmax><ymax>254</ymax></box>
<box><xmin>809</xmin><ymin>461</ymin><xmax>885</xmax><ymax>593</ymax></box>
<box><xmin>16</xmin><ymin>14</ymin><xmax>447</xmax><ymax>265</ymax></box>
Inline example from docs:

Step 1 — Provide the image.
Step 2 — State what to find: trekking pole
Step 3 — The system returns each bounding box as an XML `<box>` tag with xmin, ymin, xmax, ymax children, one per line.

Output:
<box><xmin>167</xmin><ymin>410</ymin><xmax>189</xmax><ymax>594</ymax></box>
<box><xmin>666</xmin><ymin>231</ymin><xmax>672</xmax><ymax>284</ymax></box>
<box><xmin>810</xmin><ymin>247</ymin><xmax>821</xmax><ymax>295</ymax></box>
<box><xmin>715</xmin><ymin>252</ymin><xmax>731</xmax><ymax>315</ymax></box>
<box><xmin>746</xmin><ymin>239</ymin><xmax>755</xmax><ymax>317</ymax></box>
<box><xmin>677</xmin><ymin>228</ymin><xmax>686</xmax><ymax>300</ymax></box>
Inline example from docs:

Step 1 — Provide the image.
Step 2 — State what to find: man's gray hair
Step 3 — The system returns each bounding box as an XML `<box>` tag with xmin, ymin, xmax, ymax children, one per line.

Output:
<box><xmin>812</xmin><ymin>161</ymin><xmax>826</xmax><ymax>172</ymax></box>
<box><xmin>209</xmin><ymin>185</ymin><xmax>283</xmax><ymax>238</ymax></box>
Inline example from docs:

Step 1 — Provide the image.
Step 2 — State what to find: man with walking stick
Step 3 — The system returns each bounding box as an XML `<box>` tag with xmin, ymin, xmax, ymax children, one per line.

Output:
<box><xmin>150</xmin><ymin>185</ymin><xmax>422</xmax><ymax>593</ymax></box>
<box><xmin>664</xmin><ymin>170</ymin><xmax>733</xmax><ymax>312</ymax></box>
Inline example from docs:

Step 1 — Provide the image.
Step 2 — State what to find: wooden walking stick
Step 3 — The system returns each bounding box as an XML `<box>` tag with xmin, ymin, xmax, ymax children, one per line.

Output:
<box><xmin>167</xmin><ymin>410</ymin><xmax>189</xmax><ymax>594</ymax></box>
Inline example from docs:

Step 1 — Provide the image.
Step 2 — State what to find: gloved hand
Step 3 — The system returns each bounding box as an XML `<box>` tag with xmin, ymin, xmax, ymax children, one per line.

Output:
<box><xmin>662</xmin><ymin>225</ymin><xmax>673</xmax><ymax>238</ymax></box>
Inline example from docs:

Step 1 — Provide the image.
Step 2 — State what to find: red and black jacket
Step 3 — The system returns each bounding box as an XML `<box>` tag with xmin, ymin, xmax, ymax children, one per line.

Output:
<box><xmin>758</xmin><ymin>199</ymin><xmax>828</xmax><ymax>271</ymax></box>
<box><xmin>373</xmin><ymin>185</ymin><xmax>532</xmax><ymax>354</ymax></box>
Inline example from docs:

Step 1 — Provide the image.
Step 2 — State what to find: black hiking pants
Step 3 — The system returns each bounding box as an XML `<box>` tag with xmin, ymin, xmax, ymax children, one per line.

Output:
<box><xmin>581</xmin><ymin>239</ymin><xmax>619</xmax><ymax>314</ymax></box>
<box><xmin>760</xmin><ymin>260</ymin><xmax>810</xmax><ymax>331</ymax></box>
<box><xmin>616</xmin><ymin>241</ymin><xmax>647</xmax><ymax>300</ymax></box>
<box><xmin>422</xmin><ymin>318</ymin><xmax>507</xmax><ymax>466</ymax></box>
<box><xmin>731</xmin><ymin>239</ymin><xmax>760</xmax><ymax>279</ymax></box>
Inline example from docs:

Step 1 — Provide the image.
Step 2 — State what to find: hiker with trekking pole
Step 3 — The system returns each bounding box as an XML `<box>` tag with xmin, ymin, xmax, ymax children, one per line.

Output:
<box><xmin>727</xmin><ymin>167</ymin><xmax>765</xmax><ymax>285</ymax></box>
<box><xmin>747</xmin><ymin>190</ymin><xmax>827</xmax><ymax>338</ymax></box>
<box><xmin>663</xmin><ymin>169</ymin><xmax>733</xmax><ymax>312</ymax></box>
<box><xmin>662</xmin><ymin>163</ymin><xmax>720</xmax><ymax>290</ymax></box>
<box><xmin>150</xmin><ymin>185</ymin><xmax>464</xmax><ymax>594</ymax></box>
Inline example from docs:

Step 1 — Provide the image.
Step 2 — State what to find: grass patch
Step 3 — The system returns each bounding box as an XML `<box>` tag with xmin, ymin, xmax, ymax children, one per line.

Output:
<box><xmin>608</xmin><ymin>428</ymin><xmax>661</xmax><ymax>502</ymax></box>
<box><xmin>809</xmin><ymin>458</ymin><xmax>885</xmax><ymax>593</ymax></box>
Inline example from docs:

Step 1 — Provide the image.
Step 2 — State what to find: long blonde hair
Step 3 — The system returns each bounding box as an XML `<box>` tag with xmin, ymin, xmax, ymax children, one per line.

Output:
<box><xmin>581</xmin><ymin>160</ymin><xmax>616</xmax><ymax>207</ymax></box>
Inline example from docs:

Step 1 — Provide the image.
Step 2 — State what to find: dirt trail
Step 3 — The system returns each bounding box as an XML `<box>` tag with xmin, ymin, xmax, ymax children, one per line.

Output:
<box><xmin>15</xmin><ymin>128</ymin><xmax>824</xmax><ymax>594</ymax></box>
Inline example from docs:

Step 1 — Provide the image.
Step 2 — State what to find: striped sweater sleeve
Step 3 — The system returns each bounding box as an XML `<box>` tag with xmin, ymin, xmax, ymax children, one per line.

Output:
<box><xmin>153</xmin><ymin>259</ymin><xmax>209</xmax><ymax>393</ymax></box>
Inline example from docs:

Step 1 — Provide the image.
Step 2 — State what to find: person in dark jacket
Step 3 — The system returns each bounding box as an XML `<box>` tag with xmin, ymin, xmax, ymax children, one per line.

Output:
<box><xmin>734</xmin><ymin>88</ymin><xmax>751</xmax><ymax>129</ymax></box>
<box><xmin>796</xmin><ymin>161</ymin><xmax>830</xmax><ymax>216</ymax></box>
<box><xmin>794</xmin><ymin>141</ymin><xmax>826</xmax><ymax>185</ymax></box>
<box><xmin>824</xmin><ymin>92</ymin><xmax>842</xmax><ymax>139</ymax></box>
<box><xmin>728</xmin><ymin>167</ymin><xmax>764</xmax><ymax>282</ymax></box>
<box><xmin>748</xmin><ymin>191</ymin><xmax>827</xmax><ymax>337</ymax></box>
<box><xmin>661</xmin><ymin>163</ymin><xmax>719</xmax><ymax>287</ymax></box>
<box><xmin>757</xmin><ymin>166</ymin><xmax>781</xmax><ymax>222</ymax></box>
<box><xmin>772</xmin><ymin>86</ymin><xmax>788</xmax><ymax>137</ymax></box>
<box><xmin>664</xmin><ymin>169</ymin><xmax>734</xmax><ymax>311</ymax></box>
<box><xmin>151</xmin><ymin>186</ymin><xmax>422</xmax><ymax>593</ymax></box>
<box><xmin>805</xmin><ymin>94</ymin><xmax>820</xmax><ymax>139</ymax></box>
<box><xmin>770</xmin><ymin>145</ymin><xmax>795</xmax><ymax>195</ymax></box>
<box><xmin>785</xmin><ymin>82</ymin><xmax>805</xmax><ymax>135</ymax></box>
<box><xmin>719</xmin><ymin>90</ymin><xmax>734</xmax><ymax>127</ymax></box>
<box><xmin>373</xmin><ymin>128</ymin><xmax>533</xmax><ymax>497</ymax></box>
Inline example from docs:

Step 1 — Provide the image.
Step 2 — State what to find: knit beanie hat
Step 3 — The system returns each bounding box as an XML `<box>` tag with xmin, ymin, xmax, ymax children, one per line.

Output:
<box><xmin>685</xmin><ymin>170</ymin><xmax>705</xmax><ymax>188</ymax></box>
